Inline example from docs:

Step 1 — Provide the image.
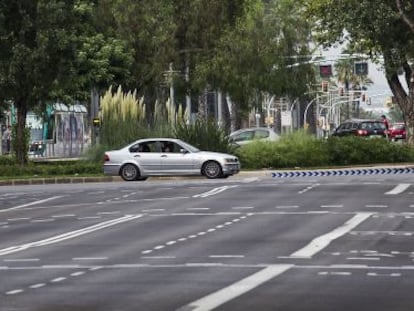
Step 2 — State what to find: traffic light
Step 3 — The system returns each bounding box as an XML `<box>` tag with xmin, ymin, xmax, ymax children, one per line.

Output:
<box><xmin>321</xmin><ymin>81</ymin><xmax>329</xmax><ymax>92</ymax></box>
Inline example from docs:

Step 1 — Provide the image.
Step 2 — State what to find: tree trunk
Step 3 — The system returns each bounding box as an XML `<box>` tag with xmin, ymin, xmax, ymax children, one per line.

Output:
<box><xmin>15</xmin><ymin>101</ymin><xmax>29</xmax><ymax>165</ymax></box>
<box><xmin>385</xmin><ymin>57</ymin><xmax>414</xmax><ymax>145</ymax></box>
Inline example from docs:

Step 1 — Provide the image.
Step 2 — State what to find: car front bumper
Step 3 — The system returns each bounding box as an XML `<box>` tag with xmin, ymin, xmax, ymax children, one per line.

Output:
<box><xmin>222</xmin><ymin>163</ymin><xmax>241</xmax><ymax>175</ymax></box>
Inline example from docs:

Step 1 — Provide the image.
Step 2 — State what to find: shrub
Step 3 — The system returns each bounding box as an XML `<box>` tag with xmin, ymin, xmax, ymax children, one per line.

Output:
<box><xmin>174</xmin><ymin>119</ymin><xmax>235</xmax><ymax>153</ymax></box>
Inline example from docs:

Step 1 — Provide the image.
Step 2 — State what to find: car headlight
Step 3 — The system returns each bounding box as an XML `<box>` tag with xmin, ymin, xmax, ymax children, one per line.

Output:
<box><xmin>224</xmin><ymin>158</ymin><xmax>238</xmax><ymax>163</ymax></box>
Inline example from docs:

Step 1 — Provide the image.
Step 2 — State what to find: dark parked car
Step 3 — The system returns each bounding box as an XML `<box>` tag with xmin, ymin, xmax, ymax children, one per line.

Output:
<box><xmin>387</xmin><ymin>123</ymin><xmax>406</xmax><ymax>141</ymax></box>
<box><xmin>332</xmin><ymin>119</ymin><xmax>387</xmax><ymax>138</ymax></box>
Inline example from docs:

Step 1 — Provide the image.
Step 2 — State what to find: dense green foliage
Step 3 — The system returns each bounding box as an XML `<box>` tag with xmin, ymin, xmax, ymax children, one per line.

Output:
<box><xmin>173</xmin><ymin>120</ymin><xmax>236</xmax><ymax>153</ymax></box>
<box><xmin>0</xmin><ymin>160</ymin><xmax>101</xmax><ymax>179</ymax></box>
<box><xmin>1</xmin><ymin>132</ymin><xmax>414</xmax><ymax>179</ymax></box>
<box><xmin>236</xmin><ymin>133</ymin><xmax>414</xmax><ymax>169</ymax></box>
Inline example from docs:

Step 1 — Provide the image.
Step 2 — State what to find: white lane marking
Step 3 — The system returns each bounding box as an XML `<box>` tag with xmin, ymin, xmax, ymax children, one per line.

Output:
<box><xmin>347</xmin><ymin>257</ymin><xmax>380</xmax><ymax>261</ymax></box>
<box><xmin>52</xmin><ymin>214</ymin><xmax>76</xmax><ymax>218</ymax></box>
<box><xmin>386</xmin><ymin>183</ymin><xmax>410</xmax><ymax>195</ymax></box>
<box><xmin>51</xmin><ymin>277</ymin><xmax>66</xmax><ymax>283</ymax></box>
<box><xmin>72</xmin><ymin>257</ymin><xmax>108</xmax><ymax>261</ymax></box>
<box><xmin>318</xmin><ymin>271</ymin><xmax>351</xmax><ymax>276</ymax></box>
<box><xmin>320</xmin><ymin>205</ymin><xmax>343</xmax><ymax>208</ymax></box>
<box><xmin>179</xmin><ymin>264</ymin><xmax>292</xmax><ymax>311</ymax></box>
<box><xmin>141</xmin><ymin>256</ymin><xmax>176</xmax><ymax>259</ymax></box>
<box><xmin>30</xmin><ymin>283</ymin><xmax>46</xmax><ymax>289</ymax></box>
<box><xmin>1</xmin><ymin>196</ymin><xmax>63</xmax><ymax>213</ymax></box>
<box><xmin>290</xmin><ymin>212</ymin><xmax>372</xmax><ymax>258</ymax></box>
<box><xmin>31</xmin><ymin>219</ymin><xmax>55</xmax><ymax>223</ymax></box>
<box><xmin>0</xmin><ymin>214</ymin><xmax>143</xmax><ymax>256</ymax></box>
<box><xmin>232</xmin><ymin>206</ymin><xmax>254</xmax><ymax>210</ymax></box>
<box><xmin>208</xmin><ymin>255</ymin><xmax>244</xmax><ymax>258</ymax></box>
<box><xmin>193</xmin><ymin>186</ymin><xmax>238</xmax><ymax>198</ymax></box>
<box><xmin>276</xmin><ymin>205</ymin><xmax>299</xmax><ymax>209</ymax></box>
<box><xmin>187</xmin><ymin>208</ymin><xmax>210</xmax><ymax>210</ymax></box>
<box><xmin>71</xmin><ymin>271</ymin><xmax>85</xmax><ymax>277</ymax></box>
<box><xmin>4</xmin><ymin>258</ymin><xmax>39</xmax><ymax>262</ymax></box>
<box><xmin>365</xmin><ymin>205</ymin><xmax>388</xmax><ymax>208</ymax></box>
<box><xmin>6</xmin><ymin>289</ymin><xmax>24</xmax><ymax>295</ymax></box>
<box><xmin>8</xmin><ymin>218</ymin><xmax>30</xmax><ymax>221</ymax></box>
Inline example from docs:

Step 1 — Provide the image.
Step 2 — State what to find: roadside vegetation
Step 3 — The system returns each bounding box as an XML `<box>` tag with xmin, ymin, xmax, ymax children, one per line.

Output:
<box><xmin>1</xmin><ymin>129</ymin><xmax>413</xmax><ymax>180</ymax></box>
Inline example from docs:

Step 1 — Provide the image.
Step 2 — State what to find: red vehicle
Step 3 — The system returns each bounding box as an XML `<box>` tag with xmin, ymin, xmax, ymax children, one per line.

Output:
<box><xmin>387</xmin><ymin>123</ymin><xmax>406</xmax><ymax>141</ymax></box>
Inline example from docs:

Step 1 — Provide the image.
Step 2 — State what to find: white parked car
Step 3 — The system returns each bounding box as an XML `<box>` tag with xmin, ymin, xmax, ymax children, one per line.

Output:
<box><xmin>103</xmin><ymin>138</ymin><xmax>240</xmax><ymax>181</ymax></box>
<box><xmin>229</xmin><ymin>127</ymin><xmax>280</xmax><ymax>146</ymax></box>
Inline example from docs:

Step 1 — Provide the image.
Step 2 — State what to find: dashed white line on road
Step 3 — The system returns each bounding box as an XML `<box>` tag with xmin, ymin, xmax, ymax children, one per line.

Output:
<box><xmin>30</xmin><ymin>283</ymin><xmax>46</xmax><ymax>289</ymax></box>
<box><xmin>4</xmin><ymin>258</ymin><xmax>39</xmax><ymax>262</ymax></box>
<box><xmin>347</xmin><ymin>257</ymin><xmax>380</xmax><ymax>261</ymax></box>
<box><xmin>208</xmin><ymin>255</ymin><xmax>244</xmax><ymax>258</ymax></box>
<box><xmin>6</xmin><ymin>289</ymin><xmax>24</xmax><ymax>295</ymax></box>
<box><xmin>72</xmin><ymin>257</ymin><xmax>108</xmax><ymax>261</ymax></box>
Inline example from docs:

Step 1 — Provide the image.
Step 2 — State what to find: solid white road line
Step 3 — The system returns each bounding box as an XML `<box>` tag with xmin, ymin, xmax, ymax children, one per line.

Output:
<box><xmin>289</xmin><ymin>212</ymin><xmax>373</xmax><ymax>258</ymax></box>
<box><xmin>0</xmin><ymin>214</ymin><xmax>143</xmax><ymax>256</ymax></box>
<box><xmin>1</xmin><ymin>196</ymin><xmax>63</xmax><ymax>213</ymax></box>
<box><xmin>178</xmin><ymin>264</ymin><xmax>292</xmax><ymax>311</ymax></box>
<box><xmin>385</xmin><ymin>183</ymin><xmax>411</xmax><ymax>195</ymax></box>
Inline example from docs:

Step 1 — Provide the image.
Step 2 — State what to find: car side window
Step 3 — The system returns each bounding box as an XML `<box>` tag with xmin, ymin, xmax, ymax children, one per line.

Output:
<box><xmin>233</xmin><ymin>131</ymin><xmax>254</xmax><ymax>142</ymax></box>
<box><xmin>129</xmin><ymin>141</ymin><xmax>156</xmax><ymax>153</ymax></box>
<box><xmin>161</xmin><ymin>141</ymin><xmax>181</xmax><ymax>153</ymax></box>
<box><xmin>254</xmin><ymin>130</ymin><xmax>269</xmax><ymax>139</ymax></box>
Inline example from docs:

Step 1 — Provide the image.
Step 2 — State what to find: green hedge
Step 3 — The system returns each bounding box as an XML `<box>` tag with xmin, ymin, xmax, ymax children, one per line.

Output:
<box><xmin>236</xmin><ymin>133</ymin><xmax>414</xmax><ymax>169</ymax></box>
<box><xmin>1</xmin><ymin>132</ymin><xmax>414</xmax><ymax>179</ymax></box>
<box><xmin>0</xmin><ymin>159</ymin><xmax>102</xmax><ymax>179</ymax></box>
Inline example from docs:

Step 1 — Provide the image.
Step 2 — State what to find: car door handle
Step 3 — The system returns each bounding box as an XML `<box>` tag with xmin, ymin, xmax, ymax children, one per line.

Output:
<box><xmin>161</xmin><ymin>155</ymin><xmax>168</xmax><ymax>158</ymax></box>
<box><xmin>134</xmin><ymin>155</ymin><xmax>141</xmax><ymax>157</ymax></box>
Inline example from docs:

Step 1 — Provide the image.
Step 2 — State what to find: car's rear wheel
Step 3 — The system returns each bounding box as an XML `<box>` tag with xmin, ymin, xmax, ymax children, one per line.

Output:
<box><xmin>202</xmin><ymin>161</ymin><xmax>222</xmax><ymax>179</ymax></box>
<box><xmin>120</xmin><ymin>163</ymin><xmax>140</xmax><ymax>181</ymax></box>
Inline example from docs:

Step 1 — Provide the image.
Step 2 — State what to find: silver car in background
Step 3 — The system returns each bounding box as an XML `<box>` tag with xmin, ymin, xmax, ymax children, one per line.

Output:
<box><xmin>103</xmin><ymin>138</ymin><xmax>240</xmax><ymax>181</ymax></box>
<box><xmin>229</xmin><ymin>127</ymin><xmax>280</xmax><ymax>146</ymax></box>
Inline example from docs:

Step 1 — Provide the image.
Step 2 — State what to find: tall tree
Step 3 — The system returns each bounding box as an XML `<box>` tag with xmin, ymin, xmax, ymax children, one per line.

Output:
<box><xmin>0</xmin><ymin>1</ymin><xmax>132</xmax><ymax>164</ymax></box>
<box><xmin>301</xmin><ymin>0</ymin><xmax>414</xmax><ymax>143</ymax></box>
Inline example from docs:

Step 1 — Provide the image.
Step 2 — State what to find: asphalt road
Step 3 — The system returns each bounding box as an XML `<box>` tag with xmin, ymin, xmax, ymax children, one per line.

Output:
<box><xmin>0</xmin><ymin>172</ymin><xmax>413</xmax><ymax>311</ymax></box>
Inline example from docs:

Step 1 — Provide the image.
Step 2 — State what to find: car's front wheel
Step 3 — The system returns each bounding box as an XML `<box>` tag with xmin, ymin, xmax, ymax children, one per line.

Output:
<box><xmin>120</xmin><ymin>163</ymin><xmax>140</xmax><ymax>181</ymax></box>
<box><xmin>202</xmin><ymin>161</ymin><xmax>223</xmax><ymax>179</ymax></box>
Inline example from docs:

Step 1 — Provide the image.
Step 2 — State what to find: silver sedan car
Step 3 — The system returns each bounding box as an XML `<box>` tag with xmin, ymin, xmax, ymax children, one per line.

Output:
<box><xmin>103</xmin><ymin>138</ymin><xmax>240</xmax><ymax>181</ymax></box>
<box><xmin>229</xmin><ymin>127</ymin><xmax>280</xmax><ymax>146</ymax></box>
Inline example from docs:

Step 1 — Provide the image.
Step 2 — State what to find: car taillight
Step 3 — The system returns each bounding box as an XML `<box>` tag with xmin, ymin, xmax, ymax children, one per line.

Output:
<box><xmin>104</xmin><ymin>154</ymin><xmax>110</xmax><ymax>162</ymax></box>
<box><xmin>356</xmin><ymin>129</ymin><xmax>368</xmax><ymax>136</ymax></box>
